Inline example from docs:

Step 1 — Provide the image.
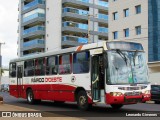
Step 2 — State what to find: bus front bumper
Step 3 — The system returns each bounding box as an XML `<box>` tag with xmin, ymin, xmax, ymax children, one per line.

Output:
<box><xmin>142</xmin><ymin>93</ymin><xmax>151</xmax><ymax>102</ymax></box>
<box><xmin>106</xmin><ymin>93</ymin><xmax>143</xmax><ymax>105</ymax></box>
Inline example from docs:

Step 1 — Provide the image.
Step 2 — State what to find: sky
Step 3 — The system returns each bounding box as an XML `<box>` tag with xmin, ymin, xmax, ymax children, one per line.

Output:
<box><xmin>0</xmin><ymin>0</ymin><xmax>19</xmax><ymax>67</ymax></box>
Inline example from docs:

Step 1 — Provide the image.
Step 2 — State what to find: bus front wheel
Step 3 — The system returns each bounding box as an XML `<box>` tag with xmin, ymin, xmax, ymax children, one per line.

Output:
<box><xmin>111</xmin><ymin>104</ymin><xmax>123</xmax><ymax>109</ymax></box>
<box><xmin>77</xmin><ymin>91</ymin><xmax>91</xmax><ymax>111</ymax></box>
<box><xmin>27</xmin><ymin>89</ymin><xmax>35</xmax><ymax>104</ymax></box>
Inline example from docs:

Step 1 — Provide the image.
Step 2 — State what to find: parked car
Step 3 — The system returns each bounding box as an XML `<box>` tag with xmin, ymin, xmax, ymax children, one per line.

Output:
<box><xmin>151</xmin><ymin>85</ymin><xmax>160</xmax><ymax>104</ymax></box>
<box><xmin>0</xmin><ymin>84</ymin><xmax>9</xmax><ymax>92</ymax></box>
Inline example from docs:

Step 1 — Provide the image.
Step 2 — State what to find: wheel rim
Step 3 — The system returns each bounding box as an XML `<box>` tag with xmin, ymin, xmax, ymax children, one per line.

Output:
<box><xmin>28</xmin><ymin>92</ymin><xmax>33</xmax><ymax>102</ymax></box>
<box><xmin>79</xmin><ymin>96</ymin><xmax>86</xmax><ymax>106</ymax></box>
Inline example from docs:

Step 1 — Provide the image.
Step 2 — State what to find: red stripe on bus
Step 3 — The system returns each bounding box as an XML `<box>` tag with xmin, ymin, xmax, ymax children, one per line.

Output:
<box><xmin>9</xmin><ymin>84</ymin><xmax>93</xmax><ymax>103</ymax></box>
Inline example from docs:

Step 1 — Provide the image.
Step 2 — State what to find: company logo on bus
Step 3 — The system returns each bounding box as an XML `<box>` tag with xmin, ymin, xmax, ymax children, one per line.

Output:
<box><xmin>31</xmin><ymin>77</ymin><xmax>62</xmax><ymax>83</ymax></box>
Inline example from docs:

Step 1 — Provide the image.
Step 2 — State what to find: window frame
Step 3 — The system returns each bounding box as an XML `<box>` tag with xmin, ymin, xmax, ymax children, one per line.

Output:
<box><xmin>73</xmin><ymin>51</ymin><xmax>90</xmax><ymax>74</ymax></box>
<box><xmin>24</xmin><ymin>59</ymin><xmax>35</xmax><ymax>77</ymax></box>
<box><xmin>113</xmin><ymin>12</ymin><xmax>118</xmax><ymax>20</ymax></box>
<box><xmin>59</xmin><ymin>53</ymin><xmax>72</xmax><ymax>75</ymax></box>
<box><xmin>9</xmin><ymin>62</ymin><xmax>17</xmax><ymax>78</ymax></box>
<box><xmin>135</xmin><ymin>26</ymin><xmax>141</xmax><ymax>35</ymax></box>
<box><xmin>113</xmin><ymin>31</ymin><xmax>118</xmax><ymax>39</ymax></box>
<box><xmin>124</xmin><ymin>28</ymin><xmax>129</xmax><ymax>37</ymax></box>
<box><xmin>46</xmin><ymin>56</ymin><xmax>58</xmax><ymax>75</ymax></box>
<box><xmin>135</xmin><ymin>5</ymin><xmax>141</xmax><ymax>14</ymax></box>
<box><xmin>35</xmin><ymin>57</ymin><xmax>46</xmax><ymax>76</ymax></box>
<box><xmin>124</xmin><ymin>8</ymin><xmax>129</xmax><ymax>17</ymax></box>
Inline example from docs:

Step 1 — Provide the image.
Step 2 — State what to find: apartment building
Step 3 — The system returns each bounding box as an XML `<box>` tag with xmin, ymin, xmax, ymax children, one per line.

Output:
<box><xmin>109</xmin><ymin>0</ymin><xmax>160</xmax><ymax>84</ymax></box>
<box><xmin>18</xmin><ymin>0</ymin><xmax>108</xmax><ymax>56</ymax></box>
<box><xmin>109</xmin><ymin>0</ymin><xmax>148</xmax><ymax>58</ymax></box>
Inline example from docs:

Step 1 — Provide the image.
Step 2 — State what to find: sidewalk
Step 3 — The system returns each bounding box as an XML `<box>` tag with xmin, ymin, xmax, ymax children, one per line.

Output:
<box><xmin>0</xmin><ymin>104</ymin><xmax>84</xmax><ymax>120</ymax></box>
<box><xmin>0</xmin><ymin>104</ymin><xmax>37</xmax><ymax>111</ymax></box>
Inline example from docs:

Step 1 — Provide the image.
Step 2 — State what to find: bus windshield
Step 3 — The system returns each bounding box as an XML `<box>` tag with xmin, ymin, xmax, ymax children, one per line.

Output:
<box><xmin>106</xmin><ymin>50</ymin><xmax>148</xmax><ymax>85</ymax></box>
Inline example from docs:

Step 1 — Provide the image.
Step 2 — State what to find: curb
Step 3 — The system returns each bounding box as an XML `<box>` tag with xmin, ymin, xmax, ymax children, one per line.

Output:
<box><xmin>146</xmin><ymin>101</ymin><xmax>154</xmax><ymax>104</ymax></box>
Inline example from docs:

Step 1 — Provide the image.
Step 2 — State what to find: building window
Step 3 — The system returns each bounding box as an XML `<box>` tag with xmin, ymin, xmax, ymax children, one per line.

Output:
<box><xmin>113</xmin><ymin>12</ymin><xmax>118</xmax><ymax>20</ymax></box>
<box><xmin>46</xmin><ymin>56</ymin><xmax>58</xmax><ymax>75</ymax></box>
<box><xmin>124</xmin><ymin>28</ymin><xmax>129</xmax><ymax>37</ymax></box>
<box><xmin>113</xmin><ymin>31</ymin><xmax>118</xmax><ymax>39</ymax></box>
<box><xmin>135</xmin><ymin>26</ymin><xmax>141</xmax><ymax>35</ymax></box>
<box><xmin>135</xmin><ymin>5</ymin><xmax>141</xmax><ymax>14</ymax></box>
<box><xmin>124</xmin><ymin>8</ymin><xmax>129</xmax><ymax>17</ymax></box>
<box><xmin>73</xmin><ymin>51</ymin><xmax>90</xmax><ymax>74</ymax></box>
<box><xmin>59</xmin><ymin>54</ymin><xmax>72</xmax><ymax>74</ymax></box>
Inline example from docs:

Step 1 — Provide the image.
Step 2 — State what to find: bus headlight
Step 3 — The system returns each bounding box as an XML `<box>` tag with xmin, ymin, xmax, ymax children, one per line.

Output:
<box><xmin>110</xmin><ymin>92</ymin><xmax>123</xmax><ymax>96</ymax></box>
<box><xmin>144</xmin><ymin>90</ymin><xmax>150</xmax><ymax>94</ymax></box>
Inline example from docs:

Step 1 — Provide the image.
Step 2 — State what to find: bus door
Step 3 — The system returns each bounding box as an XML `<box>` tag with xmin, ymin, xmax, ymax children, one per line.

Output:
<box><xmin>91</xmin><ymin>55</ymin><xmax>101</xmax><ymax>102</ymax></box>
<box><xmin>17</xmin><ymin>66</ymin><xmax>23</xmax><ymax>97</ymax></box>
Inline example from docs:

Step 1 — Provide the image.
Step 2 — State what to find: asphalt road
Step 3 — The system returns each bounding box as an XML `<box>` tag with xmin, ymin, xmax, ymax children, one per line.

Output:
<box><xmin>0</xmin><ymin>92</ymin><xmax>160</xmax><ymax>118</ymax></box>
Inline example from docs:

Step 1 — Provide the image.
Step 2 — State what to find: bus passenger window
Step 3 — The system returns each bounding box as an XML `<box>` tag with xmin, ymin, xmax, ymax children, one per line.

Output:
<box><xmin>35</xmin><ymin>58</ymin><xmax>45</xmax><ymax>76</ymax></box>
<box><xmin>24</xmin><ymin>60</ymin><xmax>34</xmax><ymax>77</ymax></box>
<box><xmin>73</xmin><ymin>51</ymin><xmax>90</xmax><ymax>74</ymax></box>
<box><xmin>9</xmin><ymin>63</ymin><xmax>16</xmax><ymax>78</ymax></box>
<box><xmin>46</xmin><ymin>56</ymin><xmax>58</xmax><ymax>75</ymax></box>
<box><xmin>59</xmin><ymin>54</ymin><xmax>72</xmax><ymax>74</ymax></box>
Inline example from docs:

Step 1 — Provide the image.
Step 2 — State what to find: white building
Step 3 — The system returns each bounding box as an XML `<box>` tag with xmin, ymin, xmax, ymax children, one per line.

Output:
<box><xmin>17</xmin><ymin>0</ymin><xmax>160</xmax><ymax>84</ymax></box>
<box><xmin>18</xmin><ymin>0</ymin><xmax>108</xmax><ymax>56</ymax></box>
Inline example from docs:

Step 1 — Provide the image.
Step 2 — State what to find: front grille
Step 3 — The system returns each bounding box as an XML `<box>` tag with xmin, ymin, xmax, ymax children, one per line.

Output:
<box><xmin>118</xmin><ymin>86</ymin><xmax>147</xmax><ymax>91</ymax></box>
<box><xmin>125</xmin><ymin>98</ymin><xmax>142</xmax><ymax>103</ymax></box>
<box><xmin>125</xmin><ymin>92</ymin><xmax>142</xmax><ymax>96</ymax></box>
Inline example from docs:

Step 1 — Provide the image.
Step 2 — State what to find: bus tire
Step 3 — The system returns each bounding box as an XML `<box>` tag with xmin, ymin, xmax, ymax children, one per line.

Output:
<box><xmin>27</xmin><ymin>89</ymin><xmax>35</xmax><ymax>104</ymax></box>
<box><xmin>154</xmin><ymin>101</ymin><xmax>160</xmax><ymax>104</ymax></box>
<box><xmin>111</xmin><ymin>104</ymin><xmax>123</xmax><ymax>109</ymax></box>
<box><xmin>35</xmin><ymin>99</ymin><xmax>41</xmax><ymax>104</ymax></box>
<box><xmin>77</xmin><ymin>90</ymin><xmax>90</xmax><ymax>111</ymax></box>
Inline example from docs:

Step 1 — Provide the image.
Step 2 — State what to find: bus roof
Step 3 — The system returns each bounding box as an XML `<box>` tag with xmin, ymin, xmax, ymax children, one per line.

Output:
<box><xmin>10</xmin><ymin>41</ymin><xmax>105</xmax><ymax>63</ymax></box>
<box><xmin>10</xmin><ymin>41</ymin><xmax>143</xmax><ymax>63</ymax></box>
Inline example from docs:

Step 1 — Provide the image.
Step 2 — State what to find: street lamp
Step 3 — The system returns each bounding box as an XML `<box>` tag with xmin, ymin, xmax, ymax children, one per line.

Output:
<box><xmin>0</xmin><ymin>42</ymin><xmax>5</xmax><ymax>91</ymax></box>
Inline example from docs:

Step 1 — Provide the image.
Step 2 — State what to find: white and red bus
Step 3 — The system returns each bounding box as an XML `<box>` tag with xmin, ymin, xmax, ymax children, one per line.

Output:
<box><xmin>9</xmin><ymin>41</ymin><xmax>151</xmax><ymax>110</ymax></box>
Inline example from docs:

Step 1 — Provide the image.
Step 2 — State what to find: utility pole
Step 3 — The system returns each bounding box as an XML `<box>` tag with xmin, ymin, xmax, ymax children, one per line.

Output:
<box><xmin>0</xmin><ymin>42</ymin><xmax>5</xmax><ymax>91</ymax></box>
<box><xmin>87</xmin><ymin>14</ymin><xmax>97</xmax><ymax>44</ymax></box>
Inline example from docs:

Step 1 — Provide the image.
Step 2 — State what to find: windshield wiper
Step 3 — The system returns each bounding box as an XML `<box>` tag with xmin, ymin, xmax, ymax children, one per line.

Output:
<box><xmin>133</xmin><ymin>50</ymin><xmax>138</xmax><ymax>66</ymax></box>
<box><xmin>116</xmin><ymin>49</ymin><xmax>128</xmax><ymax>66</ymax></box>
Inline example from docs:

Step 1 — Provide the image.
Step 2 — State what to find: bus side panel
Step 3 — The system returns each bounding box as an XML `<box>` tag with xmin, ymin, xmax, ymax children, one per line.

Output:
<box><xmin>9</xmin><ymin>85</ymin><xmax>19</xmax><ymax>98</ymax></box>
<box><xmin>19</xmin><ymin>85</ymin><xmax>27</xmax><ymax>99</ymax></box>
<box><xmin>33</xmin><ymin>84</ymin><xmax>51</xmax><ymax>100</ymax></box>
<box><xmin>23</xmin><ymin>84</ymin><xmax>75</xmax><ymax>102</ymax></box>
<box><xmin>52</xmin><ymin>84</ymin><xmax>75</xmax><ymax>102</ymax></box>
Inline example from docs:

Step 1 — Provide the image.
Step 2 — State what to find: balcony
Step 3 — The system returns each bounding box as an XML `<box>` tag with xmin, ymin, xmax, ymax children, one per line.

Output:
<box><xmin>98</xmin><ymin>0</ymin><xmax>108</xmax><ymax>7</ymax></box>
<box><xmin>76</xmin><ymin>0</ymin><xmax>89</xmax><ymax>3</ymax></box>
<box><xmin>62</xmin><ymin>21</ymin><xmax>88</xmax><ymax>30</ymax></box>
<box><xmin>23</xmin><ymin>39</ymin><xmax>45</xmax><ymax>47</ymax></box>
<box><xmin>23</xmin><ymin>26</ymin><xmax>45</xmax><ymax>35</ymax></box>
<box><xmin>23</xmin><ymin>13</ymin><xmax>45</xmax><ymax>23</ymax></box>
<box><xmin>62</xmin><ymin>35</ymin><xmax>88</xmax><ymax>44</ymax></box>
<box><xmin>98</xmin><ymin>27</ymin><xmax>108</xmax><ymax>33</ymax></box>
<box><xmin>23</xmin><ymin>0</ymin><xmax>45</xmax><ymax>11</ymax></box>
<box><xmin>98</xmin><ymin>13</ymin><xmax>108</xmax><ymax>20</ymax></box>
<box><xmin>63</xmin><ymin>7</ymin><xmax>88</xmax><ymax>16</ymax></box>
